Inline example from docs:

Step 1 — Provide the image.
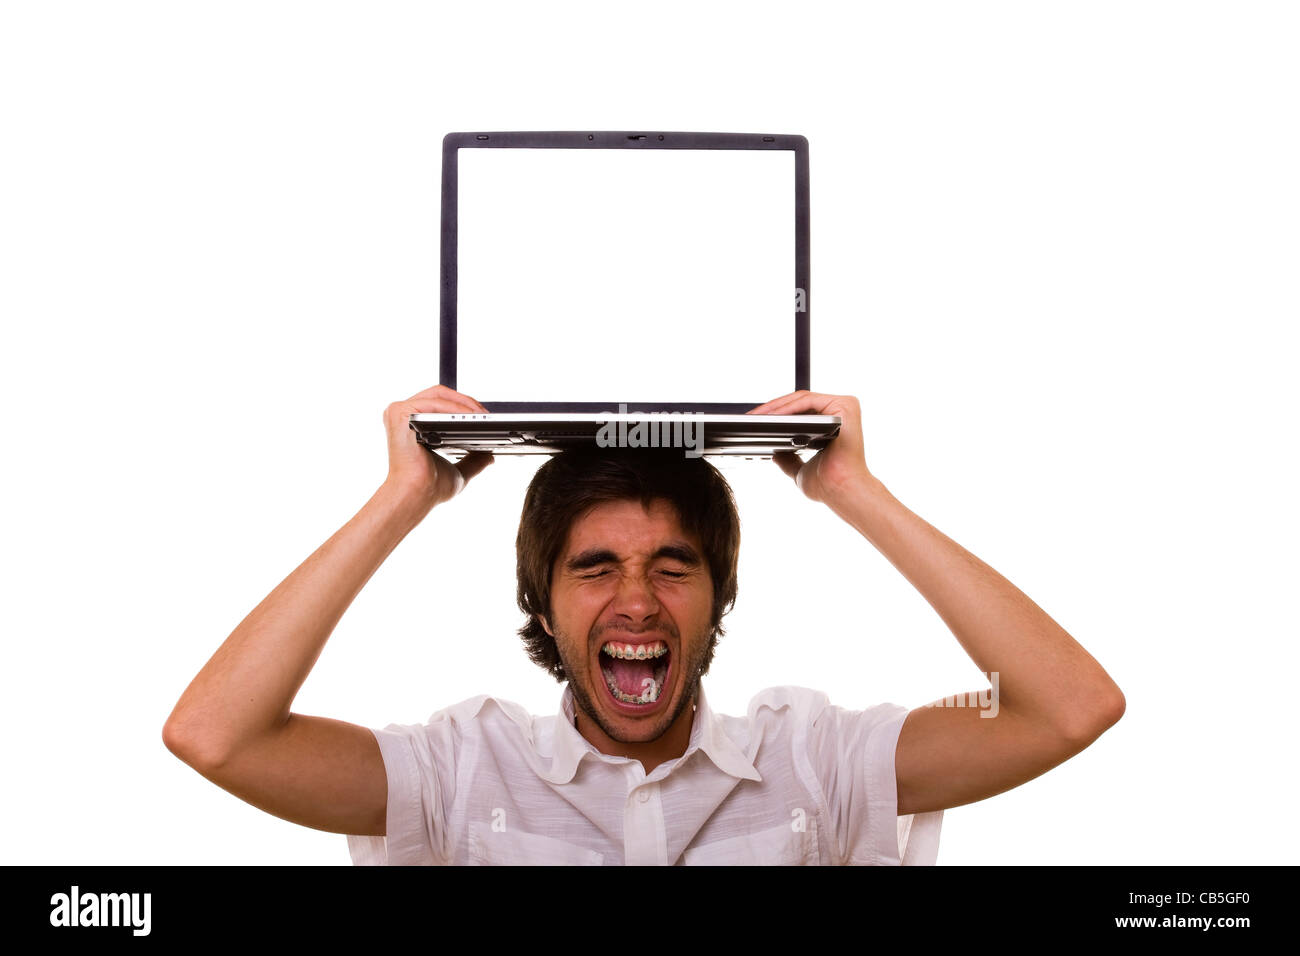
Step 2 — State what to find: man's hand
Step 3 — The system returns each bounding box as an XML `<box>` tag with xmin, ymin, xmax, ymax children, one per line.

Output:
<box><xmin>747</xmin><ymin>391</ymin><xmax>872</xmax><ymax>506</ymax></box>
<box><xmin>384</xmin><ymin>384</ymin><xmax>494</xmax><ymax>508</ymax></box>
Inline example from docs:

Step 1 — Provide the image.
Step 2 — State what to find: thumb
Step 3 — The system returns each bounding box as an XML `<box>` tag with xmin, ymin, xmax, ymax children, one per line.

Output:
<box><xmin>455</xmin><ymin>451</ymin><xmax>495</xmax><ymax>483</ymax></box>
<box><xmin>773</xmin><ymin>452</ymin><xmax>803</xmax><ymax>481</ymax></box>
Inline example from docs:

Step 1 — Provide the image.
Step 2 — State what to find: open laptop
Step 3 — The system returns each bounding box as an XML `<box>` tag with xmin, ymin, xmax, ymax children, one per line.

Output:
<box><xmin>410</xmin><ymin>130</ymin><xmax>840</xmax><ymax>458</ymax></box>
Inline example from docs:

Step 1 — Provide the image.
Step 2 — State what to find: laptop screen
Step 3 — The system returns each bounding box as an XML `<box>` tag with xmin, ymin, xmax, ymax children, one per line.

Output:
<box><xmin>454</xmin><ymin>146</ymin><xmax>796</xmax><ymax>405</ymax></box>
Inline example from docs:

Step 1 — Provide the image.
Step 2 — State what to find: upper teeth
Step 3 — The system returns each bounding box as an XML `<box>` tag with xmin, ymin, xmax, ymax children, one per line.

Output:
<box><xmin>602</xmin><ymin>641</ymin><xmax>668</xmax><ymax>660</ymax></box>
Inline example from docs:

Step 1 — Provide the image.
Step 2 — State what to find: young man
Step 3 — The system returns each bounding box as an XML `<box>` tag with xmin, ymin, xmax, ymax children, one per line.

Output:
<box><xmin>164</xmin><ymin>384</ymin><xmax>1124</xmax><ymax>865</ymax></box>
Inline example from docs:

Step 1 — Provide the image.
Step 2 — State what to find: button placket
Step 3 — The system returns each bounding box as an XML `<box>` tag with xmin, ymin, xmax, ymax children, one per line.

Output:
<box><xmin>623</xmin><ymin>779</ymin><xmax>666</xmax><ymax>866</ymax></box>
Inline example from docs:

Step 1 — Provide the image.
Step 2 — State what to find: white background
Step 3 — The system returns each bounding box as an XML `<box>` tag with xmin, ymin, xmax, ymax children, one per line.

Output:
<box><xmin>457</xmin><ymin>147</ymin><xmax>794</xmax><ymax>402</ymax></box>
<box><xmin>1</xmin><ymin>1</ymin><xmax>1295</xmax><ymax>865</ymax></box>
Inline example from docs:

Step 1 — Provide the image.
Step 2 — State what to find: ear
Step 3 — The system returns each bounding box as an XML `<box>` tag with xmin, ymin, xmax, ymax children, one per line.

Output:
<box><xmin>538</xmin><ymin>614</ymin><xmax>553</xmax><ymax>637</ymax></box>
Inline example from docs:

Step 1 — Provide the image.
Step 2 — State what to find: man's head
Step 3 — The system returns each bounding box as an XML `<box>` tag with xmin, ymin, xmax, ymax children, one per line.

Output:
<box><xmin>516</xmin><ymin>448</ymin><xmax>740</xmax><ymax>742</ymax></box>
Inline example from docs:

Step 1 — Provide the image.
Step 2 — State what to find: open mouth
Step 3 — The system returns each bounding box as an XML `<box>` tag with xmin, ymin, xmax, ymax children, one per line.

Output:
<box><xmin>599</xmin><ymin>640</ymin><xmax>671</xmax><ymax>707</ymax></box>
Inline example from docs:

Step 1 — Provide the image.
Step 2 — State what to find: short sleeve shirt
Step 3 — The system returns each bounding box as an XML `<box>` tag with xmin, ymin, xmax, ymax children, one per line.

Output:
<box><xmin>347</xmin><ymin>683</ymin><xmax>943</xmax><ymax>865</ymax></box>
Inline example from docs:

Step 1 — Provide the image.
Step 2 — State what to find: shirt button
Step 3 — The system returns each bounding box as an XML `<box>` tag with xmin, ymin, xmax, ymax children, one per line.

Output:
<box><xmin>638</xmin><ymin>789</ymin><xmax>651</xmax><ymax>803</ymax></box>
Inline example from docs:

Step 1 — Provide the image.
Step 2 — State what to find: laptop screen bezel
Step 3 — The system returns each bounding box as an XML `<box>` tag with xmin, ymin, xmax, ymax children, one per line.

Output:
<box><xmin>439</xmin><ymin>130</ymin><xmax>810</xmax><ymax>413</ymax></box>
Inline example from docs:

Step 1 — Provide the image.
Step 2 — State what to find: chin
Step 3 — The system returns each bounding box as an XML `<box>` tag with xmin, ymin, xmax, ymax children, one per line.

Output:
<box><xmin>557</xmin><ymin>624</ymin><xmax>709</xmax><ymax>745</ymax></box>
<box><xmin>573</xmin><ymin>665</ymin><xmax>695</xmax><ymax>746</ymax></box>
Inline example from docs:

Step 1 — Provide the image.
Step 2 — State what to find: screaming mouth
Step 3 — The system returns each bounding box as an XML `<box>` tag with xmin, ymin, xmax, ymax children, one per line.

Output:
<box><xmin>599</xmin><ymin>640</ymin><xmax>670</xmax><ymax>706</ymax></box>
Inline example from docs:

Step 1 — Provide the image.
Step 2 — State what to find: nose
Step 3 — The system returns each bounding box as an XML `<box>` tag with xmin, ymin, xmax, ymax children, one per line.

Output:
<box><xmin>608</xmin><ymin>571</ymin><xmax>661</xmax><ymax>624</ymax></box>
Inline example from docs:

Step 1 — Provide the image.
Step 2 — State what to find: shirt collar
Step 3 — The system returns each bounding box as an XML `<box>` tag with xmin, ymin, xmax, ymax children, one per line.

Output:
<box><xmin>543</xmin><ymin>682</ymin><xmax>762</xmax><ymax>785</ymax></box>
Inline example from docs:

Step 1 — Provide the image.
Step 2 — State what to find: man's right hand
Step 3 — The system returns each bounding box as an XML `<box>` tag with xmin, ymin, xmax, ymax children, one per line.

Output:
<box><xmin>382</xmin><ymin>384</ymin><xmax>494</xmax><ymax>508</ymax></box>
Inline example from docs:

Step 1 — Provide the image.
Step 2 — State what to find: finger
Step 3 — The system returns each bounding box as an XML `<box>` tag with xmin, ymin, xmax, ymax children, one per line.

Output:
<box><xmin>405</xmin><ymin>383</ymin><xmax>462</xmax><ymax>402</ymax></box>
<box><xmin>752</xmin><ymin>391</ymin><xmax>834</xmax><ymax>416</ymax></box>
<box><xmin>404</xmin><ymin>384</ymin><xmax>488</xmax><ymax>413</ymax></box>
<box><xmin>400</xmin><ymin>393</ymin><xmax>485</xmax><ymax>415</ymax></box>
<box><xmin>384</xmin><ymin>399</ymin><xmax>471</xmax><ymax>433</ymax></box>
<box><xmin>401</xmin><ymin>399</ymin><xmax>480</xmax><ymax>417</ymax></box>
<box><xmin>456</xmin><ymin>451</ymin><xmax>495</xmax><ymax>483</ymax></box>
<box><xmin>747</xmin><ymin>392</ymin><xmax>801</xmax><ymax>414</ymax></box>
<box><xmin>772</xmin><ymin>451</ymin><xmax>803</xmax><ymax>480</ymax></box>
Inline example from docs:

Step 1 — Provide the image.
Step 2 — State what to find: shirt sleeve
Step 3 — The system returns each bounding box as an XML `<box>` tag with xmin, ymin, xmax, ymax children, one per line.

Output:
<box><xmin>806</xmin><ymin>695</ymin><xmax>944</xmax><ymax>865</ymax></box>
<box><xmin>346</xmin><ymin>714</ymin><xmax>459</xmax><ymax>866</ymax></box>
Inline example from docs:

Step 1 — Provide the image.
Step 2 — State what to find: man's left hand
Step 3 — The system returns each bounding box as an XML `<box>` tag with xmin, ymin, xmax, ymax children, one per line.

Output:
<box><xmin>747</xmin><ymin>391</ymin><xmax>873</xmax><ymax>506</ymax></box>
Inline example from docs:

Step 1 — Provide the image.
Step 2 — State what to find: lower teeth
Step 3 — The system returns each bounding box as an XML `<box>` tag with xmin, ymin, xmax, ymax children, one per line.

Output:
<box><xmin>608</xmin><ymin>676</ymin><xmax>660</xmax><ymax>705</ymax></box>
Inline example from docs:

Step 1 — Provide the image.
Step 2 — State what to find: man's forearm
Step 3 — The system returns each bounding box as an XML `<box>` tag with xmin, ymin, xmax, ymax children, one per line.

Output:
<box><xmin>164</xmin><ymin>481</ymin><xmax>432</xmax><ymax>766</ymax></box>
<box><xmin>828</xmin><ymin>474</ymin><xmax>1123</xmax><ymax>739</ymax></box>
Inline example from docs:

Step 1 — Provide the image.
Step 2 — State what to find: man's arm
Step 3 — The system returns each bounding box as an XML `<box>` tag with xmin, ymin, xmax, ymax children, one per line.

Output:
<box><xmin>749</xmin><ymin>392</ymin><xmax>1124</xmax><ymax>816</ymax></box>
<box><xmin>162</xmin><ymin>385</ymin><xmax>492</xmax><ymax>835</ymax></box>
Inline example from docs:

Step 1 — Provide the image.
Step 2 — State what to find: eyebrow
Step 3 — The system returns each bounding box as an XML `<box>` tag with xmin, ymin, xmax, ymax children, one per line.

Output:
<box><xmin>563</xmin><ymin>542</ymin><xmax>703</xmax><ymax>573</ymax></box>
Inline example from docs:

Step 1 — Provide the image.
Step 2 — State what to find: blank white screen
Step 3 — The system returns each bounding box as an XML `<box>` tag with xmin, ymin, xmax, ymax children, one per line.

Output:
<box><xmin>455</xmin><ymin>147</ymin><xmax>795</xmax><ymax>404</ymax></box>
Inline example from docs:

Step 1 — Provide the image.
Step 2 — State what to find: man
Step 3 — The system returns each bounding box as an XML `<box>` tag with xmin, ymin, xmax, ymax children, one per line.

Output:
<box><xmin>164</xmin><ymin>384</ymin><xmax>1124</xmax><ymax>865</ymax></box>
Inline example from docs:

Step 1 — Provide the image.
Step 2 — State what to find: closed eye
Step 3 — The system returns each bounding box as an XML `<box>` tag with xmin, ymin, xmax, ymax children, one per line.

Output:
<box><xmin>578</xmin><ymin>569</ymin><xmax>688</xmax><ymax>580</ymax></box>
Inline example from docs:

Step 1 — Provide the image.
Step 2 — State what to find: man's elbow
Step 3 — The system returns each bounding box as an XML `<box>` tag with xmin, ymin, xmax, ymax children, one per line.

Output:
<box><xmin>1058</xmin><ymin>681</ymin><xmax>1125</xmax><ymax>748</ymax></box>
<box><xmin>162</xmin><ymin>710</ymin><xmax>232</xmax><ymax>776</ymax></box>
<box><xmin>162</xmin><ymin>711</ymin><xmax>200</xmax><ymax>768</ymax></box>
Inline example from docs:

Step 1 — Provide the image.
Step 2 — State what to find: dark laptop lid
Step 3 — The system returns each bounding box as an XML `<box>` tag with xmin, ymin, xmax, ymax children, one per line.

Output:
<box><xmin>439</xmin><ymin>131</ymin><xmax>810</xmax><ymax>413</ymax></box>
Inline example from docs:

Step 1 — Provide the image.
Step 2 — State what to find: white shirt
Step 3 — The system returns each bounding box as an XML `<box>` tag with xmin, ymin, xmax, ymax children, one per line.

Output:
<box><xmin>347</xmin><ymin>683</ymin><xmax>943</xmax><ymax>865</ymax></box>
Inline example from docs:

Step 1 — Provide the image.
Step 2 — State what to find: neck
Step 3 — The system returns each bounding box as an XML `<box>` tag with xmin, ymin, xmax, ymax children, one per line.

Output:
<box><xmin>574</xmin><ymin>693</ymin><xmax>698</xmax><ymax>775</ymax></box>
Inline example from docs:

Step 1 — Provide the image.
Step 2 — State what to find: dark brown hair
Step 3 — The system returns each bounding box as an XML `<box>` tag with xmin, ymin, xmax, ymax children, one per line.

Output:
<box><xmin>516</xmin><ymin>447</ymin><xmax>741</xmax><ymax>681</ymax></box>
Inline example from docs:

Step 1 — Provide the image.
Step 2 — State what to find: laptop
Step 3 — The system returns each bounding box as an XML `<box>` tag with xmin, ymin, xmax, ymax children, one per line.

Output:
<box><xmin>410</xmin><ymin>130</ymin><xmax>840</xmax><ymax>458</ymax></box>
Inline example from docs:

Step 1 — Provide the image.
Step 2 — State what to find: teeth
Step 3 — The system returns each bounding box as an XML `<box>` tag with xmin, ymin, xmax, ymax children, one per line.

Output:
<box><xmin>604</xmin><ymin>674</ymin><xmax>662</xmax><ymax>705</ymax></box>
<box><xmin>599</xmin><ymin>641</ymin><xmax>670</xmax><ymax>705</ymax></box>
<box><xmin>601</xmin><ymin>641</ymin><xmax>669</xmax><ymax>660</ymax></box>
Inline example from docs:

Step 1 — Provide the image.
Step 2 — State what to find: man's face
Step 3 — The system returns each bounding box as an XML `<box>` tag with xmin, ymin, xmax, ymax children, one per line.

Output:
<box><xmin>540</xmin><ymin>497</ymin><xmax>714</xmax><ymax>747</ymax></box>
